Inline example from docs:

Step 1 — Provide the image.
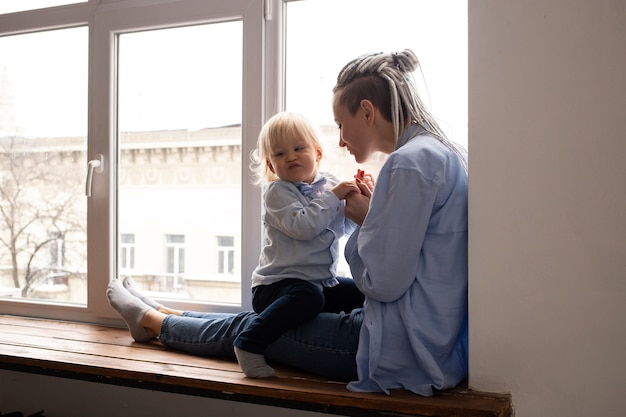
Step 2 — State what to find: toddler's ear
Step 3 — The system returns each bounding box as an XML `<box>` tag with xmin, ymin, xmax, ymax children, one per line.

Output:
<box><xmin>266</xmin><ymin>159</ymin><xmax>275</xmax><ymax>173</ymax></box>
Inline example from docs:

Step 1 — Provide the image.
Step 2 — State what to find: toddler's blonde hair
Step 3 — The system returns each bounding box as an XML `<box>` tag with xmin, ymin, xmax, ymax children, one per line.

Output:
<box><xmin>250</xmin><ymin>112</ymin><xmax>324</xmax><ymax>185</ymax></box>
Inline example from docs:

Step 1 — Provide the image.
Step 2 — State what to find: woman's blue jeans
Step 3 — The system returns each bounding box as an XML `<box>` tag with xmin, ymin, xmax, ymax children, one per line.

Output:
<box><xmin>159</xmin><ymin>308</ymin><xmax>363</xmax><ymax>381</ymax></box>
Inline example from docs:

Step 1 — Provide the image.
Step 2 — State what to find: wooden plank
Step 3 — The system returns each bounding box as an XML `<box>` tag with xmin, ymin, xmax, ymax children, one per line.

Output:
<box><xmin>0</xmin><ymin>315</ymin><xmax>512</xmax><ymax>417</ymax></box>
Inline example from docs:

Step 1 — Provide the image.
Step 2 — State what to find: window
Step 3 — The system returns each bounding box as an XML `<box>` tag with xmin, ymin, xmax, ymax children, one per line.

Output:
<box><xmin>120</xmin><ymin>234</ymin><xmax>135</xmax><ymax>271</ymax></box>
<box><xmin>283</xmin><ymin>0</ymin><xmax>468</xmax><ymax>277</ymax></box>
<box><xmin>0</xmin><ymin>26</ymin><xmax>88</xmax><ymax>307</ymax></box>
<box><xmin>117</xmin><ymin>22</ymin><xmax>243</xmax><ymax>305</ymax></box>
<box><xmin>49</xmin><ymin>231</ymin><xmax>65</xmax><ymax>268</ymax></box>
<box><xmin>165</xmin><ymin>235</ymin><xmax>185</xmax><ymax>275</ymax></box>
<box><xmin>0</xmin><ymin>0</ymin><xmax>466</xmax><ymax>321</ymax></box>
<box><xmin>164</xmin><ymin>234</ymin><xmax>185</xmax><ymax>292</ymax></box>
<box><xmin>284</xmin><ymin>0</ymin><xmax>468</xmax><ymax>153</ymax></box>
<box><xmin>0</xmin><ymin>0</ymin><xmax>263</xmax><ymax>319</ymax></box>
<box><xmin>217</xmin><ymin>236</ymin><xmax>235</xmax><ymax>276</ymax></box>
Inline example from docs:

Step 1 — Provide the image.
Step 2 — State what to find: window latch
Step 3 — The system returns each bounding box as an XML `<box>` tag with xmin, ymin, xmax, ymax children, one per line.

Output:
<box><xmin>85</xmin><ymin>154</ymin><xmax>104</xmax><ymax>197</ymax></box>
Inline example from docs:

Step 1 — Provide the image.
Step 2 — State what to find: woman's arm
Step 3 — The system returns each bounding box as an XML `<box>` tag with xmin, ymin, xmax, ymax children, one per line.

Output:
<box><xmin>345</xmin><ymin>165</ymin><xmax>438</xmax><ymax>303</ymax></box>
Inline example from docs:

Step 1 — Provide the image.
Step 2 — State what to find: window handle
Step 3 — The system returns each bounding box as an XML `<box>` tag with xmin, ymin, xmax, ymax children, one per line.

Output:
<box><xmin>85</xmin><ymin>154</ymin><xmax>104</xmax><ymax>197</ymax></box>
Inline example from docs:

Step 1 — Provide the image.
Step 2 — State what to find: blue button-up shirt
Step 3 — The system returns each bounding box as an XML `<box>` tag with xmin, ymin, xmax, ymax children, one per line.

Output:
<box><xmin>346</xmin><ymin>129</ymin><xmax>468</xmax><ymax>396</ymax></box>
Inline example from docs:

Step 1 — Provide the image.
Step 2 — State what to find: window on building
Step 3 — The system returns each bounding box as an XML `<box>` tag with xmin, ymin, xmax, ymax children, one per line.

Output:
<box><xmin>217</xmin><ymin>236</ymin><xmax>235</xmax><ymax>276</ymax></box>
<box><xmin>120</xmin><ymin>234</ymin><xmax>135</xmax><ymax>271</ymax></box>
<box><xmin>165</xmin><ymin>234</ymin><xmax>185</xmax><ymax>293</ymax></box>
<box><xmin>49</xmin><ymin>231</ymin><xmax>65</xmax><ymax>268</ymax></box>
<box><xmin>165</xmin><ymin>234</ymin><xmax>185</xmax><ymax>275</ymax></box>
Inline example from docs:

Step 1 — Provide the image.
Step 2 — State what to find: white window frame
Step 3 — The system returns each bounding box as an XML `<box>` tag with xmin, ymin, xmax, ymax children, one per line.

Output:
<box><xmin>0</xmin><ymin>0</ymin><xmax>269</xmax><ymax>321</ymax></box>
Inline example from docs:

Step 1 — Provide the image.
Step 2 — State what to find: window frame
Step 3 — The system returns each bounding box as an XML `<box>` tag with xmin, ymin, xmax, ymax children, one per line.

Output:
<box><xmin>0</xmin><ymin>0</ymin><xmax>269</xmax><ymax>321</ymax></box>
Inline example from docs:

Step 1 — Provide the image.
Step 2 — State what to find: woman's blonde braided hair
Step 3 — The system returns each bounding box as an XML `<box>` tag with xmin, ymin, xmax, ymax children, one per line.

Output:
<box><xmin>333</xmin><ymin>49</ymin><xmax>466</xmax><ymax>169</ymax></box>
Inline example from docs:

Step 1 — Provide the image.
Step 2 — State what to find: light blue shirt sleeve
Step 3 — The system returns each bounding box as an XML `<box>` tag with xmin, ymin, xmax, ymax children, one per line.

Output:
<box><xmin>264</xmin><ymin>180</ymin><xmax>341</xmax><ymax>241</ymax></box>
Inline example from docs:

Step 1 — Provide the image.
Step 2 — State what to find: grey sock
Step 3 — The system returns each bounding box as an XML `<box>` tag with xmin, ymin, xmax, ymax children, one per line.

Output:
<box><xmin>107</xmin><ymin>279</ymin><xmax>153</xmax><ymax>342</ymax></box>
<box><xmin>234</xmin><ymin>346</ymin><xmax>276</xmax><ymax>378</ymax></box>
<box><xmin>122</xmin><ymin>276</ymin><xmax>162</xmax><ymax>310</ymax></box>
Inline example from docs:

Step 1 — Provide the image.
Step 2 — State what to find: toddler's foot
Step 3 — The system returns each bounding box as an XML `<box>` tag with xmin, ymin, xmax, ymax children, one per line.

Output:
<box><xmin>122</xmin><ymin>276</ymin><xmax>162</xmax><ymax>310</ymax></box>
<box><xmin>234</xmin><ymin>346</ymin><xmax>276</xmax><ymax>378</ymax></box>
<box><xmin>107</xmin><ymin>279</ymin><xmax>154</xmax><ymax>342</ymax></box>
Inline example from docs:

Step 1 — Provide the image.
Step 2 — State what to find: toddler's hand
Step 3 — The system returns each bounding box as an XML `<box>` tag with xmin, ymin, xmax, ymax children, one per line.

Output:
<box><xmin>331</xmin><ymin>181</ymin><xmax>360</xmax><ymax>200</ymax></box>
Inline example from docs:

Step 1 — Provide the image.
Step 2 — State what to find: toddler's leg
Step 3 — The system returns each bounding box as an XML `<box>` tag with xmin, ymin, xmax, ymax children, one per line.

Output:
<box><xmin>322</xmin><ymin>277</ymin><xmax>364</xmax><ymax>313</ymax></box>
<box><xmin>234</xmin><ymin>279</ymin><xmax>324</xmax><ymax>378</ymax></box>
<box><xmin>234</xmin><ymin>346</ymin><xmax>276</xmax><ymax>378</ymax></box>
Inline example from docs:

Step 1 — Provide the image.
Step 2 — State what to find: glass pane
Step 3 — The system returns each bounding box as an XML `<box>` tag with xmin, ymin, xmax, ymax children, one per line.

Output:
<box><xmin>285</xmin><ymin>0</ymin><xmax>468</xmax><ymax>277</ymax></box>
<box><xmin>117</xmin><ymin>22</ymin><xmax>243</xmax><ymax>306</ymax></box>
<box><xmin>0</xmin><ymin>0</ymin><xmax>87</xmax><ymax>14</ymax></box>
<box><xmin>217</xmin><ymin>236</ymin><xmax>233</xmax><ymax>246</ymax></box>
<box><xmin>0</xmin><ymin>27</ymin><xmax>88</xmax><ymax>303</ymax></box>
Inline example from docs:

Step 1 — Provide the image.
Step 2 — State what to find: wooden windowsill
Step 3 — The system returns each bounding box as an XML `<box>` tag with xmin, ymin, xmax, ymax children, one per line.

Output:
<box><xmin>0</xmin><ymin>315</ymin><xmax>511</xmax><ymax>417</ymax></box>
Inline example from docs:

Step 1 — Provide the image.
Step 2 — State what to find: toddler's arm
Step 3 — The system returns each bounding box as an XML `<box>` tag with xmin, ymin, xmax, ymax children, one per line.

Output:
<box><xmin>331</xmin><ymin>181</ymin><xmax>360</xmax><ymax>200</ymax></box>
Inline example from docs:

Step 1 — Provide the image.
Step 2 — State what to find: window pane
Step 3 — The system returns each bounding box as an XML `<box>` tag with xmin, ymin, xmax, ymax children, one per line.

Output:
<box><xmin>286</xmin><ymin>0</ymin><xmax>467</xmax><ymax>149</ymax></box>
<box><xmin>117</xmin><ymin>22</ymin><xmax>243</xmax><ymax>306</ymax></box>
<box><xmin>120</xmin><ymin>233</ymin><xmax>135</xmax><ymax>271</ymax></box>
<box><xmin>0</xmin><ymin>27</ymin><xmax>88</xmax><ymax>303</ymax></box>
<box><xmin>166</xmin><ymin>235</ymin><xmax>185</xmax><ymax>244</ymax></box>
<box><xmin>285</xmin><ymin>0</ymin><xmax>467</xmax><ymax>277</ymax></box>
<box><xmin>0</xmin><ymin>0</ymin><xmax>87</xmax><ymax>14</ymax></box>
<box><xmin>217</xmin><ymin>236</ymin><xmax>234</xmax><ymax>247</ymax></box>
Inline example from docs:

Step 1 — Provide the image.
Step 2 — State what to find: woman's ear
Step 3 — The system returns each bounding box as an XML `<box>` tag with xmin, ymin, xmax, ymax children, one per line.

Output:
<box><xmin>360</xmin><ymin>99</ymin><xmax>376</xmax><ymax>125</ymax></box>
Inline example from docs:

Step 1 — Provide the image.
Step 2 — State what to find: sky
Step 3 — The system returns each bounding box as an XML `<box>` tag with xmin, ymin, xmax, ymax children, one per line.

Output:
<box><xmin>0</xmin><ymin>27</ymin><xmax>88</xmax><ymax>137</ymax></box>
<box><xmin>0</xmin><ymin>0</ymin><xmax>467</xmax><ymax>147</ymax></box>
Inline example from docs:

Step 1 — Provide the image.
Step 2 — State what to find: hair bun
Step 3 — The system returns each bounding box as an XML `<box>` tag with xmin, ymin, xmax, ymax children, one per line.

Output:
<box><xmin>392</xmin><ymin>49</ymin><xmax>419</xmax><ymax>73</ymax></box>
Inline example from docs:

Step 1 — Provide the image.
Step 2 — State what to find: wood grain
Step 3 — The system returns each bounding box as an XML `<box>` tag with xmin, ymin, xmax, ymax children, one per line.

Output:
<box><xmin>0</xmin><ymin>315</ymin><xmax>512</xmax><ymax>417</ymax></box>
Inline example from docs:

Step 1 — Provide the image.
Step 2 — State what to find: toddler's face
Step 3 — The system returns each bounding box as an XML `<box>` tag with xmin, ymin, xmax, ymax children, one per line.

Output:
<box><xmin>266</xmin><ymin>136</ymin><xmax>321</xmax><ymax>184</ymax></box>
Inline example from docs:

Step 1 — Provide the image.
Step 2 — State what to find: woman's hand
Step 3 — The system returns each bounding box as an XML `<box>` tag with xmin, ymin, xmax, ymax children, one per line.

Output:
<box><xmin>345</xmin><ymin>181</ymin><xmax>371</xmax><ymax>226</ymax></box>
<box><xmin>355</xmin><ymin>169</ymin><xmax>375</xmax><ymax>192</ymax></box>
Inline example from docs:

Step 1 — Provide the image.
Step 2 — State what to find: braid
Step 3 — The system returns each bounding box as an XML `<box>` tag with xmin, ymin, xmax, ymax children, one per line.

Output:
<box><xmin>334</xmin><ymin>49</ymin><xmax>467</xmax><ymax>170</ymax></box>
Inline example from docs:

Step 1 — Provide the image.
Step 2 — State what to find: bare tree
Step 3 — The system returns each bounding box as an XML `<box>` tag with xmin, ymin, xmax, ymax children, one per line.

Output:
<box><xmin>0</xmin><ymin>136</ymin><xmax>86</xmax><ymax>296</ymax></box>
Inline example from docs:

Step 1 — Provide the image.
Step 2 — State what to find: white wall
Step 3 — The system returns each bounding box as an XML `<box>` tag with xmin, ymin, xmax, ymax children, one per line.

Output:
<box><xmin>468</xmin><ymin>1</ymin><xmax>626</xmax><ymax>416</ymax></box>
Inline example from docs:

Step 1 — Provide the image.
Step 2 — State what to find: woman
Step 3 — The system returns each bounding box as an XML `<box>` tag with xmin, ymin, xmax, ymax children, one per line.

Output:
<box><xmin>107</xmin><ymin>49</ymin><xmax>468</xmax><ymax>396</ymax></box>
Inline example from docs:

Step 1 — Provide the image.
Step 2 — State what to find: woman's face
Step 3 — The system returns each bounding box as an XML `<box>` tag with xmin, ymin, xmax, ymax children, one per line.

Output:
<box><xmin>332</xmin><ymin>94</ymin><xmax>378</xmax><ymax>164</ymax></box>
